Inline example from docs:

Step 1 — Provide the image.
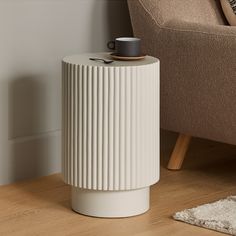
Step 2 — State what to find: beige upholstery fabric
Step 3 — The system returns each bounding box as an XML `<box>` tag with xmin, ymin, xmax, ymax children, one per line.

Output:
<box><xmin>128</xmin><ymin>0</ymin><xmax>236</xmax><ymax>145</ymax></box>
<box><xmin>140</xmin><ymin>0</ymin><xmax>226</xmax><ymax>25</ymax></box>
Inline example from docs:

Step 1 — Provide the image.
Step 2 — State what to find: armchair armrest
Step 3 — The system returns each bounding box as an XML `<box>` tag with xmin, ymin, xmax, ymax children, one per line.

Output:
<box><xmin>159</xmin><ymin>20</ymin><xmax>236</xmax><ymax>78</ymax></box>
<box><xmin>164</xmin><ymin>20</ymin><xmax>236</xmax><ymax>37</ymax></box>
<box><xmin>161</xmin><ymin>20</ymin><xmax>236</xmax><ymax>58</ymax></box>
<box><xmin>158</xmin><ymin>20</ymin><xmax>236</xmax><ymax>143</ymax></box>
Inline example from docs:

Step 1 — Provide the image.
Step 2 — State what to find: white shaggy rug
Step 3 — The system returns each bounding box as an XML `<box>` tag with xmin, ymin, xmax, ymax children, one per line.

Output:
<box><xmin>173</xmin><ymin>196</ymin><xmax>236</xmax><ymax>235</ymax></box>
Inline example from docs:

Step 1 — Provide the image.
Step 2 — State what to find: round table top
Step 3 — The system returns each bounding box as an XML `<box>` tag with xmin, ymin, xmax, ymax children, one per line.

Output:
<box><xmin>63</xmin><ymin>52</ymin><xmax>159</xmax><ymax>67</ymax></box>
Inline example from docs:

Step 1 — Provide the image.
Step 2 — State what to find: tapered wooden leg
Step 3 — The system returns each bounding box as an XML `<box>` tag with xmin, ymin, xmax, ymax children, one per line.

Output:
<box><xmin>167</xmin><ymin>134</ymin><xmax>191</xmax><ymax>170</ymax></box>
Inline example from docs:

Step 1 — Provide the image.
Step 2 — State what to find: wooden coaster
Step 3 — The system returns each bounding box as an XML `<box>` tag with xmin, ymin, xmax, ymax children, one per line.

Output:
<box><xmin>110</xmin><ymin>53</ymin><xmax>146</xmax><ymax>61</ymax></box>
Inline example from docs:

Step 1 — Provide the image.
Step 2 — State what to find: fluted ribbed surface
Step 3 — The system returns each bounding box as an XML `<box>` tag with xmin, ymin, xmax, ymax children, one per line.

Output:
<box><xmin>62</xmin><ymin>59</ymin><xmax>159</xmax><ymax>191</ymax></box>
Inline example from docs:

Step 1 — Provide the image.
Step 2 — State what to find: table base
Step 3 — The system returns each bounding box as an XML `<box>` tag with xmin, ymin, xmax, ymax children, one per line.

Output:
<box><xmin>71</xmin><ymin>187</ymin><xmax>150</xmax><ymax>218</ymax></box>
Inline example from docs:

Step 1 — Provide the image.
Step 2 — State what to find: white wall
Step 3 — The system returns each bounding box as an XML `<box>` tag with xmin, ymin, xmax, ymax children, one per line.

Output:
<box><xmin>0</xmin><ymin>0</ymin><xmax>132</xmax><ymax>185</ymax></box>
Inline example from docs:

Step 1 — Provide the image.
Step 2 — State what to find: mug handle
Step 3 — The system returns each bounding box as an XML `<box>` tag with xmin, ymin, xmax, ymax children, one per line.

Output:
<box><xmin>107</xmin><ymin>41</ymin><xmax>115</xmax><ymax>50</ymax></box>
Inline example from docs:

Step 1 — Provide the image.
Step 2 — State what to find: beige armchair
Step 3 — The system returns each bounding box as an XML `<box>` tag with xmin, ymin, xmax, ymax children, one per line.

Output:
<box><xmin>128</xmin><ymin>0</ymin><xmax>236</xmax><ymax>170</ymax></box>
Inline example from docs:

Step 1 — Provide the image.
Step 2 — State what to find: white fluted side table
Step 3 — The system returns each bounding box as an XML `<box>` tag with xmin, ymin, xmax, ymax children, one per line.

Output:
<box><xmin>62</xmin><ymin>52</ymin><xmax>160</xmax><ymax>218</ymax></box>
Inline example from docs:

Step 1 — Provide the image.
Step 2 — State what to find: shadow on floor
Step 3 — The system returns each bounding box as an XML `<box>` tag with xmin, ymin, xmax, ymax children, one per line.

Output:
<box><xmin>161</xmin><ymin>130</ymin><xmax>236</xmax><ymax>188</ymax></box>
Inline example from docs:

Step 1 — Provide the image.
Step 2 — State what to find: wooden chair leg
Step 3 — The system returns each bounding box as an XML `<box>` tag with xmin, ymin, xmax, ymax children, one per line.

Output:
<box><xmin>167</xmin><ymin>134</ymin><xmax>192</xmax><ymax>170</ymax></box>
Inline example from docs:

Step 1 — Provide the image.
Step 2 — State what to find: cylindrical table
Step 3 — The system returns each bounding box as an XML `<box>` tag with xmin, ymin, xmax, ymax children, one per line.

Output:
<box><xmin>62</xmin><ymin>52</ymin><xmax>160</xmax><ymax>218</ymax></box>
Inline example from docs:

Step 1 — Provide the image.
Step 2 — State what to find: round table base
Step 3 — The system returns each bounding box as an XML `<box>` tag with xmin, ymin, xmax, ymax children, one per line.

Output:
<box><xmin>71</xmin><ymin>187</ymin><xmax>150</xmax><ymax>218</ymax></box>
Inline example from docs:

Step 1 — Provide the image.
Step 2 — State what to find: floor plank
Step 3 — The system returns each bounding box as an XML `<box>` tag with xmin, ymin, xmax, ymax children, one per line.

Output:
<box><xmin>0</xmin><ymin>130</ymin><xmax>236</xmax><ymax>235</ymax></box>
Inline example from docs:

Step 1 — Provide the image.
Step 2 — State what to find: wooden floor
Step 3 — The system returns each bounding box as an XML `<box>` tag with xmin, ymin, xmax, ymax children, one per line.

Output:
<box><xmin>1</xmin><ymin>130</ymin><xmax>236</xmax><ymax>236</ymax></box>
